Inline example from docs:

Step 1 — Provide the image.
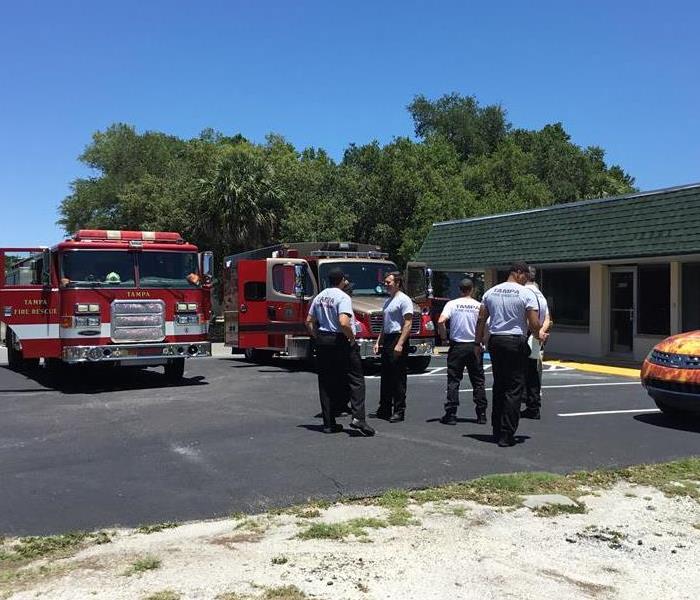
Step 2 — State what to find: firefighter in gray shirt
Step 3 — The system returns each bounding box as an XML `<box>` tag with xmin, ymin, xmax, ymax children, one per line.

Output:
<box><xmin>437</xmin><ymin>278</ymin><xmax>487</xmax><ymax>425</ymax></box>
<box><xmin>475</xmin><ymin>262</ymin><xmax>547</xmax><ymax>447</ymax></box>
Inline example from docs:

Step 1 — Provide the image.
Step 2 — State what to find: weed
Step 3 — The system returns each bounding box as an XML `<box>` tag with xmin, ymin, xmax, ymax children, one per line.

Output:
<box><xmin>533</xmin><ymin>502</ymin><xmax>586</xmax><ymax>517</ymax></box>
<box><xmin>230</xmin><ymin>512</ymin><xmax>245</xmax><ymax>520</ymax></box>
<box><xmin>297</xmin><ymin>517</ymin><xmax>387</xmax><ymax>540</ymax></box>
<box><xmin>377</xmin><ymin>489</ymin><xmax>409</xmax><ymax>509</ymax></box>
<box><xmin>692</xmin><ymin>522</ymin><xmax>700</xmax><ymax>530</ymax></box>
<box><xmin>215</xmin><ymin>594</ymin><xmax>249</xmax><ymax>600</ymax></box>
<box><xmin>271</xmin><ymin>555</ymin><xmax>288</xmax><ymax>565</ymax></box>
<box><xmin>356</xmin><ymin>581</ymin><xmax>370</xmax><ymax>593</ymax></box>
<box><xmin>264</xmin><ymin>585</ymin><xmax>307</xmax><ymax>599</ymax></box>
<box><xmin>136</xmin><ymin>522</ymin><xmax>178</xmax><ymax>535</ymax></box>
<box><xmin>124</xmin><ymin>555</ymin><xmax>162</xmax><ymax>576</ymax></box>
<box><xmin>235</xmin><ymin>519</ymin><xmax>266</xmax><ymax>533</ymax></box>
<box><xmin>450</xmin><ymin>507</ymin><xmax>468</xmax><ymax>517</ymax></box>
<box><xmin>297</xmin><ymin>509</ymin><xmax>321</xmax><ymax>519</ymax></box>
<box><xmin>143</xmin><ymin>591</ymin><xmax>180</xmax><ymax>600</ymax></box>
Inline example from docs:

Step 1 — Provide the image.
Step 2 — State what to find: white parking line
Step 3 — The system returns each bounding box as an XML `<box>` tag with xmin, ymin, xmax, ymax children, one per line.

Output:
<box><xmin>459</xmin><ymin>381</ymin><xmax>641</xmax><ymax>392</ymax></box>
<box><xmin>558</xmin><ymin>408</ymin><xmax>660</xmax><ymax>417</ymax></box>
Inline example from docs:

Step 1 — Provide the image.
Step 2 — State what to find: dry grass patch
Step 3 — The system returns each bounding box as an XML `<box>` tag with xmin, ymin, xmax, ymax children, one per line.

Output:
<box><xmin>143</xmin><ymin>591</ymin><xmax>180</xmax><ymax>600</ymax></box>
<box><xmin>123</xmin><ymin>555</ymin><xmax>162</xmax><ymax>576</ymax></box>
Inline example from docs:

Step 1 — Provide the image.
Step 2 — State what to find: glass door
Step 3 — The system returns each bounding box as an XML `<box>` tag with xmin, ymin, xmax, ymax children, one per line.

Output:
<box><xmin>610</xmin><ymin>269</ymin><xmax>635</xmax><ymax>353</ymax></box>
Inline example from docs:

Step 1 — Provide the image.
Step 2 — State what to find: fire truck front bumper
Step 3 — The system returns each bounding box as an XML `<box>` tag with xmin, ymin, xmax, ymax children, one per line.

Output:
<box><xmin>62</xmin><ymin>342</ymin><xmax>212</xmax><ymax>364</ymax></box>
<box><xmin>356</xmin><ymin>337</ymin><xmax>435</xmax><ymax>359</ymax></box>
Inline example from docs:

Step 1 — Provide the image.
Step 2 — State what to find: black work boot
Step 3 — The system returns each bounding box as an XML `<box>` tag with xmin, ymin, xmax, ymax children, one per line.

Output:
<box><xmin>389</xmin><ymin>411</ymin><xmax>405</xmax><ymax>423</ymax></box>
<box><xmin>350</xmin><ymin>418</ymin><xmax>376</xmax><ymax>436</ymax></box>
<box><xmin>520</xmin><ymin>408</ymin><xmax>541</xmax><ymax>420</ymax></box>
<box><xmin>440</xmin><ymin>410</ymin><xmax>457</xmax><ymax>425</ymax></box>
<box><xmin>476</xmin><ymin>410</ymin><xmax>487</xmax><ymax>425</ymax></box>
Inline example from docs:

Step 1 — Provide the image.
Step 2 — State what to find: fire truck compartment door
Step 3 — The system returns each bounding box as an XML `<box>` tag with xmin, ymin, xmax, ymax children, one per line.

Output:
<box><xmin>405</xmin><ymin>261</ymin><xmax>428</xmax><ymax>300</ymax></box>
<box><xmin>0</xmin><ymin>248</ymin><xmax>60</xmax><ymax>357</ymax></box>
<box><xmin>265</xmin><ymin>258</ymin><xmax>316</xmax><ymax>349</ymax></box>
<box><xmin>233</xmin><ymin>259</ymin><xmax>269</xmax><ymax>350</ymax></box>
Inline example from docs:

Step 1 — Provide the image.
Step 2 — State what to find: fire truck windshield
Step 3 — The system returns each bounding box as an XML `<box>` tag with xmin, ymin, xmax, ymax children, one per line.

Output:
<box><xmin>61</xmin><ymin>251</ymin><xmax>199</xmax><ymax>288</ymax></box>
<box><xmin>318</xmin><ymin>262</ymin><xmax>398</xmax><ymax>296</ymax></box>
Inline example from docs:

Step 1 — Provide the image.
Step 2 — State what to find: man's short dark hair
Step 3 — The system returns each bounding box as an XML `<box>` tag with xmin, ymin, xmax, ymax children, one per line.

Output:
<box><xmin>458</xmin><ymin>277</ymin><xmax>473</xmax><ymax>293</ymax></box>
<box><xmin>509</xmin><ymin>261</ymin><xmax>529</xmax><ymax>275</ymax></box>
<box><xmin>327</xmin><ymin>268</ymin><xmax>346</xmax><ymax>286</ymax></box>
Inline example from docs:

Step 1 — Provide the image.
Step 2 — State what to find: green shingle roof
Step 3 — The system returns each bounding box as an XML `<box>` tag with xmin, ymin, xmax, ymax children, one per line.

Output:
<box><xmin>415</xmin><ymin>183</ymin><xmax>700</xmax><ymax>270</ymax></box>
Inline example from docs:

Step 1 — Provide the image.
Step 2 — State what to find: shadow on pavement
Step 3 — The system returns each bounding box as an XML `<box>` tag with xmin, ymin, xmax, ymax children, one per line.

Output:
<box><xmin>297</xmin><ymin>424</ymin><xmax>365</xmax><ymax>437</ymax></box>
<box><xmin>426</xmin><ymin>417</ymin><xmax>481</xmax><ymax>424</ymax></box>
<box><xmin>634</xmin><ymin>412</ymin><xmax>700</xmax><ymax>433</ymax></box>
<box><xmin>464</xmin><ymin>433</ymin><xmax>531</xmax><ymax>445</ymax></box>
<box><xmin>0</xmin><ymin>365</ymin><xmax>207</xmax><ymax>395</ymax></box>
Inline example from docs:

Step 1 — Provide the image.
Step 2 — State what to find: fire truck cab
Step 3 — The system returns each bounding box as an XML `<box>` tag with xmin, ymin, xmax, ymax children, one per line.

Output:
<box><xmin>223</xmin><ymin>242</ymin><xmax>435</xmax><ymax>372</ymax></box>
<box><xmin>0</xmin><ymin>230</ymin><xmax>213</xmax><ymax>382</ymax></box>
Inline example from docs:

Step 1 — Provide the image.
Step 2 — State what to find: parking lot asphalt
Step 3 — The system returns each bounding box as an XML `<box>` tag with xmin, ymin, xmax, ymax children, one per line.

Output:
<box><xmin>1</xmin><ymin>350</ymin><xmax>698</xmax><ymax>535</ymax></box>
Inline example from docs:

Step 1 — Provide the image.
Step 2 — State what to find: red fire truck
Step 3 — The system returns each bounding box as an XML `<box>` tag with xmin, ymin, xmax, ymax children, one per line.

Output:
<box><xmin>222</xmin><ymin>242</ymin><xmax>435</xmax><ymax>372</ymax></box>
<box><xmin>0</xmin><ymin>230</ymin><xmax>213</xmax><ymax>382</ymax></box>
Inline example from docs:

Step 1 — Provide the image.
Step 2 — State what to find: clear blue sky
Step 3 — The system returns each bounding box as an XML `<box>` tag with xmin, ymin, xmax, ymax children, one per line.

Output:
<box><xmin>1</xmin><ymin>0</ymin><xmax>698</xmax><ymax>247</ymax></box>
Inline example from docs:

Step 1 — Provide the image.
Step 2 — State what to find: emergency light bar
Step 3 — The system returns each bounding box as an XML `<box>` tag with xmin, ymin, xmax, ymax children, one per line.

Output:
<box><xmin>309</xmin><ymin>250</ymin><xmax>389</xmax><ymax>259</ymax></box>
<box><xmin>72</xmin><ymin>230</ymin><xmax>184</xmax><ymax>244</ymax></box>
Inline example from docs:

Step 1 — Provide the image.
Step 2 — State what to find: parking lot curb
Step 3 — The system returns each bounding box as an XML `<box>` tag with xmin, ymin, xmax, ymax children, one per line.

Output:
<box><xmin>545</xmin><ymin>360</ymin><xmax>640</xmax><ymax>378</ymax></box>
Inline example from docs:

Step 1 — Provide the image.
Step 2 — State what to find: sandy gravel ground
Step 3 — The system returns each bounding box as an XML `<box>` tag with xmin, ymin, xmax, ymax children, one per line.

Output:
<box><xmin>3</xmin><ymin>482</ymin><xmax>699</xmax><ymax>600</ymax></box>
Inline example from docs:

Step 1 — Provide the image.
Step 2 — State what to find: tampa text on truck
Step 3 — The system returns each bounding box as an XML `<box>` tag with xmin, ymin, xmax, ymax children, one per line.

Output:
<box><xmin>1</xmin><ymin>229</ymin><xmax>213</xmax><ymax>382</ymax></box>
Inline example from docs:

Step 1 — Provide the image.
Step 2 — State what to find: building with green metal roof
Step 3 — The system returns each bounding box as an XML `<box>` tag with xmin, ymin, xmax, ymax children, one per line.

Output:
<box><xmin>415</xmin><ymin>183</ymin><xmax>700</xmax><ymax>361</ymax></box>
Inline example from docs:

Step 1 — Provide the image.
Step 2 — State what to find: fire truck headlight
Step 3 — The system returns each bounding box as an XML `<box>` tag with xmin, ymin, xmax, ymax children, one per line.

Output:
<box><xmin>75</xmin><ymin>316</ymin><xmax>102</xmax><ymax>328</ymax></box>
<box><xmin>176</xmin><ymin>302</ymin><xmax>188</xmax><ymax>312</ymax></box>
<box><xmin>88</xmin><ymin>347</ymin><xmax>102</xmax><ymax>361</ymax></box>
<box><xmin>187</xmin><ymin>303</ymin><xmax>198</xmax><ymax>311</ymax></box>
<box><xmin>176</xmin><ymin>314</ymin><xmax>198</xmax><ymax>325</ymax></box>
<box><xmin>75</xmin><ymin>303</ymin><xmax>100</xmax><ymax>314</ymax></box>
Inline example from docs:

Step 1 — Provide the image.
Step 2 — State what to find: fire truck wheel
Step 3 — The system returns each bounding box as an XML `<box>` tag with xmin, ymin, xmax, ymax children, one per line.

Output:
<box><xmin>243</xmin><ymin>348</ymin><xmax>274</xmax><ymax>364</ymax></box>
<box><xmin>164</xmin><ymin>358</ymin><xmax>185</xmax><ymax>381</ymax></box>
<box><xmin>6</xmin><ymin>331</ymin><xmax>39</xmax><ymax>372</ymax></box>
<box><xmin>408</xmin><ymin>356</ymin><xmax>431</xmax><ymax>373</ymax></box>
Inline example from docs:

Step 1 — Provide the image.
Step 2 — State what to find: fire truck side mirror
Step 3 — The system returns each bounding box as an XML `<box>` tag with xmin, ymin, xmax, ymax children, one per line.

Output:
<box><xmin>201</xmin><ymin>251</ymin><xmax>214</xmax><ymax>286</ymax></box>
<box><xmin>426</xmin><ymin>267</ymin><xmax>434</xmax><ymax>299</ymax></box>
<box><xmin>41</xmin><ymin>249</ymin><xmax>51</xmax><ymax>287</ymax></box>
<box><xmin>293</xmin><ymin>264</ymin><xmax>306</xmax><ymax>298</ymax></box>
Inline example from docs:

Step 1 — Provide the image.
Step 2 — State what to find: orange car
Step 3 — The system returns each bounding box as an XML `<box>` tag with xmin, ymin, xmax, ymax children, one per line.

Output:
<box><xmin>641</xmin><ymin>331</ymin><xmax>700</xmax><ymax>416</ymax></box>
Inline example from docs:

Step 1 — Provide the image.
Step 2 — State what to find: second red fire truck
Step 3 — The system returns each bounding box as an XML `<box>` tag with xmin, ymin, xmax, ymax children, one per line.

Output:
<box><xmin>1</xmin><ymin>229</ymin><xmax>213</xmax><ymax>382</ymax></box>
<box><xmin>222</xmin><ymin>242</ymin><xmax>435</xmax><ymax>372</ymax></box>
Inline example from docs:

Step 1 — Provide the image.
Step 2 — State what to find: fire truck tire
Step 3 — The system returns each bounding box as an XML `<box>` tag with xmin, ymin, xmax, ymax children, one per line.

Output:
<box><xmin>243</xmin><ymin>348</ymin><xmax>274</xmax><ymax>363</ymax></box>
<box><xmin>164</xmin><ymin>358</ymin><xmax>185</xmax><ymax>381</ymax></box>
<box><xmin>408</xmin><ymin>356</ymin><xmax>431</xmax><ymax>373</ymax></box>
<box><xmin>6</xmin><ymin>331</ymin><xmax>39</xmax><ymax>372</ymax></box>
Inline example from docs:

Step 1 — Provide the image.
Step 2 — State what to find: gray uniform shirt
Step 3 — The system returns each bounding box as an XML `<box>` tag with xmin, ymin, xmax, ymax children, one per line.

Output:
<box><xmin>308</xmin><ymin>287</ymin><xmax>353</xmax><ymax>333</ymax></box>
<box><xmin>482</xmin><ymin>282</ymin><xmax>538</xmax><ymax>336</ymax></box>
<box><xmin>440</xmin><ymin>297</ymin><xmax>481</xmax><ymax>342</ymax></box>
<box><xmin>382</xmin><ymin>291</ymin><xmax>413</xmax><ymax>334</ymax></box>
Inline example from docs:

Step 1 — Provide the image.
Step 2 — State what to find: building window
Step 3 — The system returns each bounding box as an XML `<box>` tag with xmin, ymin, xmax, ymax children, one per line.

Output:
<box><xmin>682</xmin><ymin>263</ymin><xmax>700</xmax><ymax>331</ymax></box>
<box><xmin>637</xmin><ymin>264</ymin><xmax>670</xmax><ymax>336</ymax></box>
<box><xmin>541</xmin><ymin>268</ymin><xmax>590</xmax><ymax>328</ymax></box>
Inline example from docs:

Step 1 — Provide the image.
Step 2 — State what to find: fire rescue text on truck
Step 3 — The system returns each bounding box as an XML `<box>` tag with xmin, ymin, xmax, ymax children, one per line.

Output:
<box><xmin>1</xmin><ymin>230</ymin><xmax>213</xmax><ymax>382</ymax></box>
<box><xmin>222</xmin><ymin>242</ymin><xmax>436</xmax><ymax>372</ymax></box>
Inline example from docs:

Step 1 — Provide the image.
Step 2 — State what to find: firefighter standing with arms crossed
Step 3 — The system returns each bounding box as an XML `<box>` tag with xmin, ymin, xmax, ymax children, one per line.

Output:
<box><xmin>305</xmin><ymin>268</ymin><xmax>375</xmax><ymax>436</ymax></box>
<box><xmin>437</xmin><ymin>277</ymin><xmax>488</xmax><ymax>425</ymax></box>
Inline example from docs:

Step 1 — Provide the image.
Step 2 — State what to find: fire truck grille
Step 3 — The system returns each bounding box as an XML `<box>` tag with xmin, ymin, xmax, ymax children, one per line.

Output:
<box><xmin>111</xmin><ymin>300</ymin><xmax>166</xmax><ymax>343</ymax></box>
<box><xmin>369</xmin><ymin>311</ymin><xmax>421</xmax><ymax>335</ymax></box>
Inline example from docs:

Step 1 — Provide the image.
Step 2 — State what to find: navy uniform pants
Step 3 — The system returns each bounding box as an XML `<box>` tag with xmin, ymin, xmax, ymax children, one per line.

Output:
<box><xmin>378</xmin><ymin>332</ymin><xmax>408</xmax><ymax>416</ymax></box>
<box><xmin>315</xmin><ymin>332</ymin><xmax>366</xmax><ymax>427</ymax></box>
<box><xmin>487</xmin><ymin>335</ymin><xmax>529</xmax><ymax>438</ymax></box>
<box><xmin>445</xmin><ymin>341</ymin><xmax>487</xmax><ymax>414</ymax></box>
